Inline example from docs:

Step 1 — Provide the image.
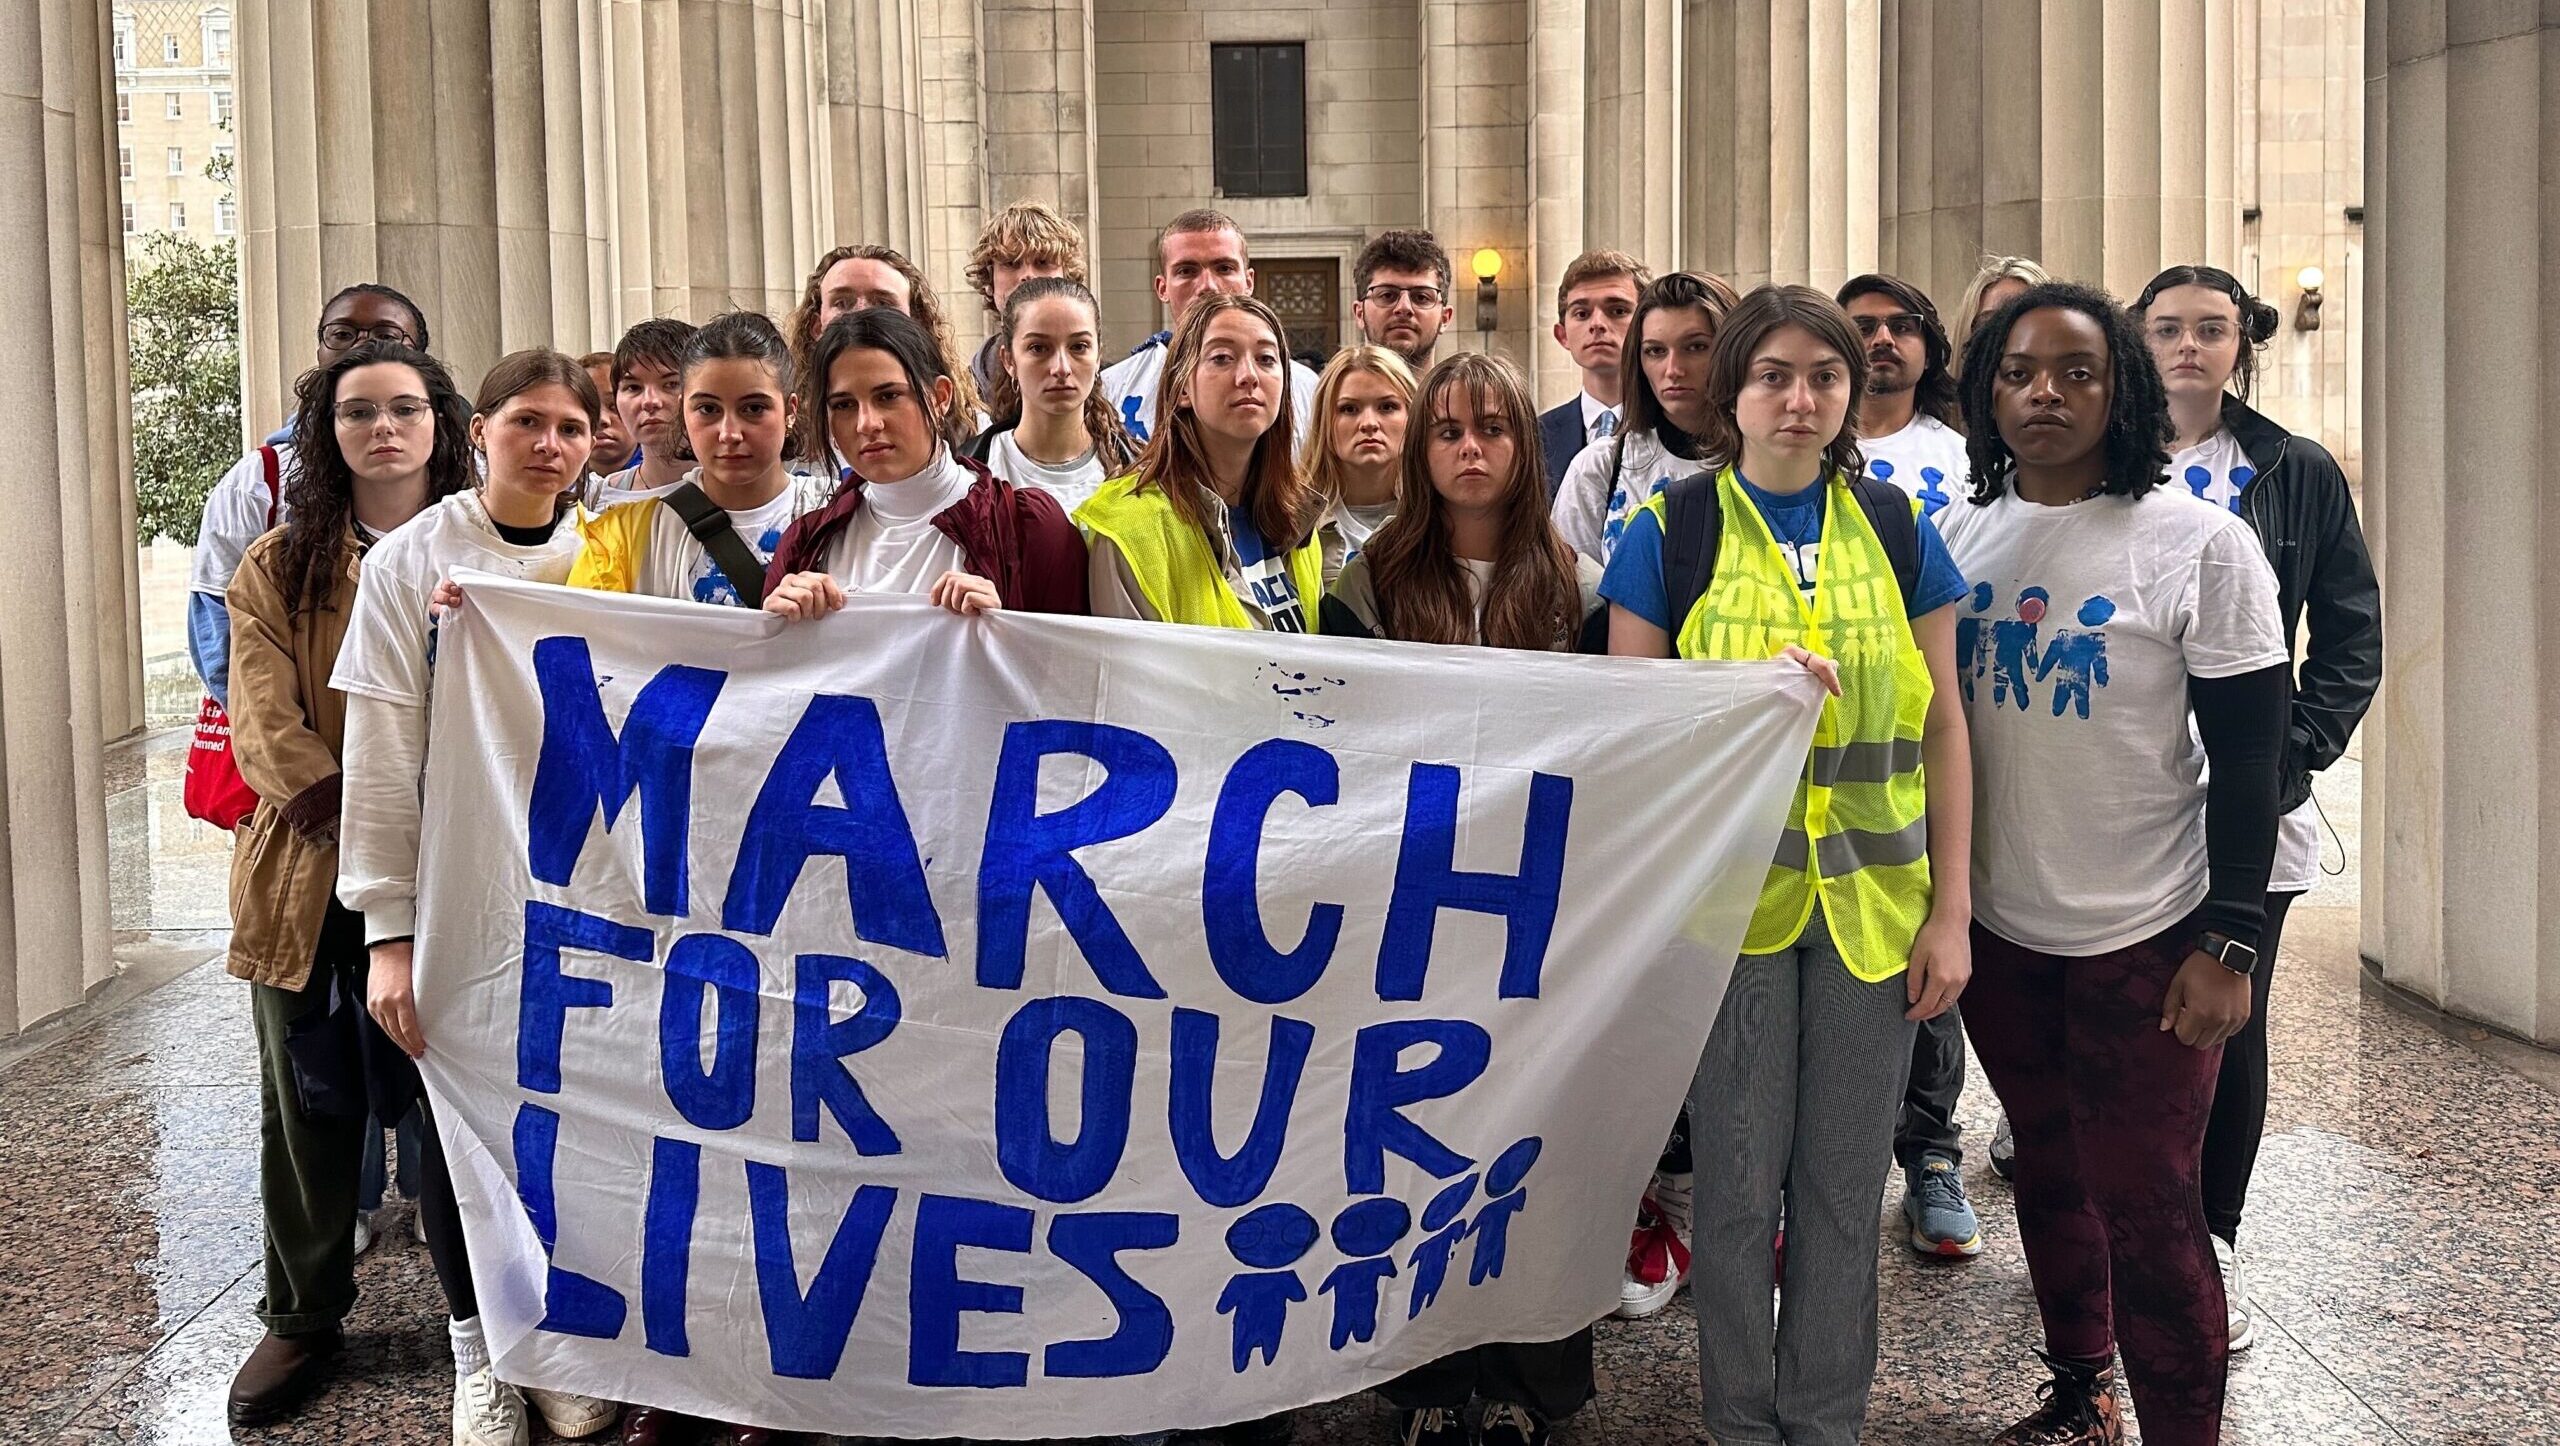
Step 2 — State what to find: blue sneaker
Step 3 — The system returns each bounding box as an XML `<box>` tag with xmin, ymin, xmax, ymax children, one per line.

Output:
<box><xmin>1902</xmin><ymin>1154</ymin><xmax>1983</xmax><ymax>1257</ymax></box>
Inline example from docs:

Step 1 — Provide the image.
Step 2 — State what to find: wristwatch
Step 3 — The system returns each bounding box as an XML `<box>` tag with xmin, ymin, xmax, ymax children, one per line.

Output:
<box><xmin>2194</xmin><ymin>931</ymin><xmax>2258</xmax><ymax>977</ymax></box>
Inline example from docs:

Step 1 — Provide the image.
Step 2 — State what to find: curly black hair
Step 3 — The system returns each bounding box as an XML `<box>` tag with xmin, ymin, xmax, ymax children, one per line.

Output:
<box><xmin>277</xmin><ymin>341</ymin><xmax>473</xmax><ymax>614</ymax></box>
<box><xmin>1957</xmin><ymin>282</ymin><xmax>2171</xmax><ymax>504</ymax></box>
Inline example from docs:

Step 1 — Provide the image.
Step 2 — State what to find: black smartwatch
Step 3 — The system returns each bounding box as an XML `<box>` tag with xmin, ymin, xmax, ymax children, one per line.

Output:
<box><xmin>2194</xmin><ymin>931</ymin><xmax>2258</xmax><ymax>977</ymax></box>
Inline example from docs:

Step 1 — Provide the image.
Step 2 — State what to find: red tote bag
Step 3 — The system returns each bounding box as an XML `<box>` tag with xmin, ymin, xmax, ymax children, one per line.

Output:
<box><xmin>181</xmin><ymin>446</ymin><xmax>281</xmax><ymax>830</ymax></box>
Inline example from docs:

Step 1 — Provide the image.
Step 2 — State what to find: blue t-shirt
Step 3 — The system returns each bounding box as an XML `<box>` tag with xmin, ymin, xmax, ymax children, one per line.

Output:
<box><xmin>1599</xmin><ymin>472</ymin><xmax>1969</xmax><ymax>631</ymax></box>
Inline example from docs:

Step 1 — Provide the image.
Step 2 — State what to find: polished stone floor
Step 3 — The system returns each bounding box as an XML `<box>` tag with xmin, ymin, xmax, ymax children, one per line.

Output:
<box><xmin>6</xmin><ymin>731</ymin><xmax>2550</xmax><ymax>1445</ymax></box>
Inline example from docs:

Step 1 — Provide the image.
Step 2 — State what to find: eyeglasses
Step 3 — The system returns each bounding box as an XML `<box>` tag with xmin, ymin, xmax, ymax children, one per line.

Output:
<box><xmin>1363</xmin><ymin>284</ymin><xmax>1445</xmax><ymax>311</ymax></box>
<box><xmin>1851</xmin><ymin>313</ymin><xmax>1926</xmax><ymax>340</ymax></box>
<box><xmin>333</xmin><ymin>398</ymin><xmax>433</xmax><ymax>429</ymax></box>
<box><xmin>318</xmin><ymin>320</ymin><xmax>416</xmax><ymax>350</ymax></box>
<box><xmin>2143</xmin><ymin>318</ymin><xmax>2235</xmax><ymax>347</ymax></box>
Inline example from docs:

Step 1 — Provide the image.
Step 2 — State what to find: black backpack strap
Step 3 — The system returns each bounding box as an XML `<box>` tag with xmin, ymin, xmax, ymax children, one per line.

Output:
<box><xmin>659</xmin><ymin>482</ymin><xmax>768</xmax><ymax>603</ymax></box>
<box><xmin>1659</xmin><ymin>469</ymin><xmax>1724</xmax><ymax>643</ymax></box>
<box><xmin>968</xmin><ymin>425</ymin><xmax>1000</xmax><ymax>464</ymax></box>
<box><xmin>1844</xmin><ymin>475</ymin><xmax>1923</xmax><ymax>616</ymax></box>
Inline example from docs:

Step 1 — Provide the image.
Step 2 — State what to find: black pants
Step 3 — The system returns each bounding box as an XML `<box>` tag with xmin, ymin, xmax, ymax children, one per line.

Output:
<box><xmin>1379</xmin><ymin>1329</ymin><xmax>1595</xmax><ymax>1420</ymax></box>
<box><xmin>1895</xmin><ymin>1004</ymin><xmax>1965</xmax><ymax>1169</ymax></box>
<box><xmin>2201</xmin><ymin>890</ymin><xmax>2299</xmax><ymax>1246</ymax></box>
<box><xmin>251</xmin><ymin>901</ymin><xmax>477</xmax><ymax>1328</ymax></box>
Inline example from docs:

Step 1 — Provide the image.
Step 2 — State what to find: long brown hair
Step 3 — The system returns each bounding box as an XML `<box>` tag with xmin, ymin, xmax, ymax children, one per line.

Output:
<box><xmin>1131</xmin><ymin>292</ymin><xmax>1323</xmax><ymax>551</ymax></box>
<box><xmin>1618</xmin><ymin>270</ymin><xmax>1742</xmax><ymax>460</ymax></box>
<box><xmin>788</xmin><ymin>244</ymin><xmax>981</xmax><ymax>448</ymax></box>
<box><xmin>473</xmin><ymin>349</ymin><xmax>603</xmax><ymax>513</ymax></box>
<box><xmin>992</xmin><ymin>276</ymin><xmax>1139</xmax><ymax>474</ymax></box>
<box><xmin>1360</xmin><ymin>353</ymin><xmax>1582</xmax><ymax>651</ymax></box>
<box><xmin>277</xmin><ymin>342</ymin><xmax>472</xmax><ymax>615</ymax></box>
<box><xmin>1299</xmin><ymin>345</ymin><xmax>1418</xmax><ymax>506</ymax></box>
<box><xmin>1696</xmin><ymin>284</ymin><xmax>1870</xmax><ymax>482</ymax></box>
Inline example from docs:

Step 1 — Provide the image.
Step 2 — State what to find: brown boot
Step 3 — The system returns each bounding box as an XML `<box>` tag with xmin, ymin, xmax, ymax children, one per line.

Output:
<box><xmin>1991</xmin><ymin>1352</ymin><xmax>2124</xmax><ymax>1445</ymax></box>
<box><xmin>226</xmin><ymin>1326</ymin><xmax>342</xmax><ymax>1427</ymax></box>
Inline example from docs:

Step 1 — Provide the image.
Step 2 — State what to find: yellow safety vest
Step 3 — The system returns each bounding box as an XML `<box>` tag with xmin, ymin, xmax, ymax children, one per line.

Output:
<box><xmin>1076</xmin><ymin>474</ymin><xmax>1326</xmax><ymax>631</ymax></box>
<box><xmin>1643</xmin><ymin>467</ymin><xmax>1934</xmax><ymax>981</ymax></box>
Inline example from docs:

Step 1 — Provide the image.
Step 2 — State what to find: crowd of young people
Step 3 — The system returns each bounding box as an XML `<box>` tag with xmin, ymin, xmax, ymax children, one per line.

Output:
<box><xmin>195</xmin><ymin>196</ymin><xmax>2378</xmax><ymax>1446</ymax></box>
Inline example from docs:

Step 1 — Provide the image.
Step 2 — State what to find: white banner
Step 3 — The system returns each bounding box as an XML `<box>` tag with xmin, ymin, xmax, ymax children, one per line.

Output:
<box><xmin>414</xmin><ymin>573</ymin><xmax>1822</xmax><ymax>1439</ymax></box>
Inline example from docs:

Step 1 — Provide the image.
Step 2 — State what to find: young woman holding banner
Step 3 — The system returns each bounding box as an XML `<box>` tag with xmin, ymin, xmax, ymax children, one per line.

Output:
<box><xmin>1319</xmin><ymin>351</ymin><xmax>1600</xmax><ymax>1446</ymax></box>
<box><xmin>1077</xmin><ymin>291</ymin><xmax>1329</xmax><ymax>635</ymax></box>
<box><xmin>222</xmin><ymin>341</ymin><xmax>467</xmax><ymax>1432</ymax></box>
<box><xmin>1070</xmin><ymin>288</ymin><xmax>1313</xmax><ymax>1446</ymax></box>
<box><xmin>327</xmin><ymin>349</ymin><xmax>622</xmax><ymax>1446</ymax></box>
<box><xmin>758</xmin><ymin>305</ymin><xmax>1088</xmax><ymax>618</ymax></box>
<box><xmin>1603</xmin><ymin>285</ymin><xmax>1975</xmax><ymax>1446</ymax></box>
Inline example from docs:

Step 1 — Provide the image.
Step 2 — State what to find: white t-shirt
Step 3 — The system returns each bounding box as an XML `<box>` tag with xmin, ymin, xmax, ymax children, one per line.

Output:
<box><xmin>820</xmin><ymin>450</ymin><xmax>974</xmax><ymax>597</ymax></box>
<box><xmin>1100</xmin><ymin>339</ymin><xmax>1320</xmax><ymax>452</ymax></box>
<box><xmin>625</xmin><ymin>472</ymin><xmax>831</xmax><ymax>606</ymax></box>
<box><xmin>190</xmin><ymin>442</ymin><xmax>300</xmax><ymax>596</ymax></box>
<box><xmin>332</xmin><ymin>490</ymin><xmax>584</xmax><ymax>706</ymax></box>
<box><xmin>1328</xmin><ymin>499</ymin><xmax>1396</xmax><ymax>555</ymax></box>
<box><xmin>985</xmin><ymin>431</ymin><xmax>1106</xmax><ymax>515</ymax></box>
<box><xmin>2169</xmin><ymin>425</ymin><xmax>2319</xmax><ymax>891</ymax></box>
<box><xmin>1550</xmin><ymin>429</ymin><xmax>1682</xmax><ymax>565</ymax></box>
<box><xmin>589</xmin><ymin>463</ymin><xmax>683</xmax><ymax>511</ymax></box>
<box><xmin>1937</xmin><ymin>486</ymin><xmax>2289</xmax><ymax>955</ymax></box>
<box><xmin>2168</xmin><ymin>426</ymin><xmax>2260</xmax><ymax>515</ymax></box>
<box><xmin>1859</xmin><ymin>412</ymin><xmax>1969</xmax><ymax>520</ymax></box>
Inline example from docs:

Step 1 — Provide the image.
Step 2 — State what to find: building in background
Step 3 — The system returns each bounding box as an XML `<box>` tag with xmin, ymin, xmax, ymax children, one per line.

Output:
<box><xmin>113</xmin><ymin>3</ymin><xmax>236</xmax><ymax>242</ymax></box>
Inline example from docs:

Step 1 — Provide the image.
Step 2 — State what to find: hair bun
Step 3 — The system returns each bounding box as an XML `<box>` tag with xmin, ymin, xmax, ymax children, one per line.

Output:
<box><xmin>2245</xmin><ymin>299</ymin><xmax>2281</xmax><ymax>345</ymax></box>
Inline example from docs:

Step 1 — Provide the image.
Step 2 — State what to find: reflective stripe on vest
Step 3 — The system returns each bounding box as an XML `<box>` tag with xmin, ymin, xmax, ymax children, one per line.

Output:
<box><xmin>1075</xmin><ymin>473</ymin><xmax>1326</xmax><ymax>631</ymax></box>
<box><xmin>1646</xmin><ymin>467</ymin><xmax>1934</xmax><ymax>981</ymax></box>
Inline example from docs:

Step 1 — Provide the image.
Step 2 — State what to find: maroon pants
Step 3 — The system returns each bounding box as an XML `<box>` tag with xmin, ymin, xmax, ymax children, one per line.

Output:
<box><xmin>1963</xmin><ymin>921</ymin><xmax>2229</xmax><ymax>1446</ymax></box>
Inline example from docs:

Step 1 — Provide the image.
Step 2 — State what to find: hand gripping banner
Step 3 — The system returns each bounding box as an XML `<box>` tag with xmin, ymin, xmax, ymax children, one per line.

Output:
<box><xmin>413</xmin><ymin>574</ymin><xmax>1823</xmax><ymax>1439</ymax></box>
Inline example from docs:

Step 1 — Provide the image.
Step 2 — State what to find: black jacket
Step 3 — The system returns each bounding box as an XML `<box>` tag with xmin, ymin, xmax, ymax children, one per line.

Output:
<box><xmin>2222</xmin><ymin>394</ymin><xmax>2381</xmax><ymax>811</ymax></box>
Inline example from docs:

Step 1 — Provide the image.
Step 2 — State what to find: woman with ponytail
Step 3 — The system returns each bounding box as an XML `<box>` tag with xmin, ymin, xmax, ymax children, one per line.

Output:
<box><xmin>2131</xmin><ymin>263</ymin><xmax>2380</xmax><ymax>1356</ymax></box>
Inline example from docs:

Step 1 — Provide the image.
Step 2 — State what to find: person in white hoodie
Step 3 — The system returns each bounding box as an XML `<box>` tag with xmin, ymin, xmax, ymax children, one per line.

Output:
<box><xmin>333</xmin><ymin>349</ymin><xmax>620</xmax><ymax>1446</ymax></box>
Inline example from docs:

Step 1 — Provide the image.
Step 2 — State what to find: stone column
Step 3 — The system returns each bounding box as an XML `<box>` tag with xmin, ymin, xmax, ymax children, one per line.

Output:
<box><xmin>1877</xmin><ymin>0</ymin><xmax>2240</xmax><ymax>311</ymax></box>
<box><xmin>1584</xmin><ymin>0</ymin><xmax>1678</xmax><ymax>265</ymax></box>
<box><xmin>0</xmin><ymin>0</ymin><xmax>127</xmax><ymax>1033</ymax></box>
<box><xmin>1424</xmin><ymin>0</ymin><xmax>1536</xmax><ymax>373</ymax></box>
<box><xmin>1526</xmin><ymin>0</ymin><xmax>1583</xmax><ymax>406</ymax></box>
<box><xmin>1683</xmin><ymin>0</ymin><xmax>1877</xmax><ymax>293</ymax></box>
<box><xmin>975</xmin><ymin>0</ymin><xmax>1101</xmax><ymax>353</ymax></box>
<box><xmin>241</xmin><ymin>0</ymin><xmax>835</xmax><ymax>409</ymax></box>
<box><xmin>2362</xmin><ymin>2</ymin><xmax>2560</xmax><ymax>1045</ymax></box>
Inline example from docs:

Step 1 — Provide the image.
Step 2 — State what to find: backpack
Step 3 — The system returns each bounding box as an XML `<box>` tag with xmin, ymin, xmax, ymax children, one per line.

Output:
<box><xmin>1659</xmin><ymin>468</ymin><xmax>1922</xmax><ymax>642</ymax></box>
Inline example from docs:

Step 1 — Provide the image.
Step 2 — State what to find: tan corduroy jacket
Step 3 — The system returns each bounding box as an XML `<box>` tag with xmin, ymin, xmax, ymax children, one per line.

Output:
<box><xmin>223</xmin><ymin>526</ymin><xmax>360</xmax><ymax>991</ymax></box>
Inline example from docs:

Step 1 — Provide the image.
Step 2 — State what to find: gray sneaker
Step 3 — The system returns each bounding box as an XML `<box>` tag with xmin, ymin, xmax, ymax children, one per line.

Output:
<box><xmin>1903</xmin><ymin>1154</ymin><xmax>1983</xmax><ymax>1257</ymax></box>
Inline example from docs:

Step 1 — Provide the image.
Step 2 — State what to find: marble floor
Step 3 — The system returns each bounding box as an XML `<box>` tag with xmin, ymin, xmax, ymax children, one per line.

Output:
<box><xmin>4</xmin><ymin>731</ymin><xmax>2549</xmax><ymax>1445</ymax></box>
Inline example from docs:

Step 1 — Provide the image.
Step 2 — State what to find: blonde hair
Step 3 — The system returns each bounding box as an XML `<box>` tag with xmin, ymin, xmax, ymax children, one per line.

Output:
<box><xmin>964</xmin><ymin>202</ymin><xmax>1089</xmax><ymax>309</ymax></box>
<box><xmin>1954</xmin><ymin>255</ymin><xmax>2055</xmax><ymax>357</ymax></box>
<box><xmin>1298</xmin><ymin>345</ymin><xmax>1419</xmax><ymax>506</ymax></box>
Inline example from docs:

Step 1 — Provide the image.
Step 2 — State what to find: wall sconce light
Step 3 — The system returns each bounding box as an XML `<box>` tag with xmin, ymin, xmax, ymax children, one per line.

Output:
<box><xmin>2294</xmin><ymin>265</ymin><xmax>2325</xmax><ymax>332</ymax></box>
<box><xmin>1472</xmin><ymin>248</ymin><xmax>1502</xmax><ymax>333</ymax></box>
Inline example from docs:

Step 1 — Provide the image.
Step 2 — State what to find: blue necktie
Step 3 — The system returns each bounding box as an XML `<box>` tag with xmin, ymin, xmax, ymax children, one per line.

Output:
<box><xmin>1593</xmin><ymin>409</ymin><xmax>1618</xmax><ymax>440</ymax></box>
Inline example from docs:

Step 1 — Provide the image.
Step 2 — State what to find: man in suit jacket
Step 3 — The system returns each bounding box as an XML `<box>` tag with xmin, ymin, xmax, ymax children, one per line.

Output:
<box><xmin>1539</xmin><ymin>250</ymin><xmax>1651</xmax><ymax>499</ymax></box>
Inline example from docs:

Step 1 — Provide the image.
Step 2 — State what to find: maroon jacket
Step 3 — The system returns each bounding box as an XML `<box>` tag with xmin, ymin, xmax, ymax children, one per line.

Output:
<box><xmin>764</xmin><ymin>455</ymin><xmax>1089</xmax><ymax>614</ymax></box>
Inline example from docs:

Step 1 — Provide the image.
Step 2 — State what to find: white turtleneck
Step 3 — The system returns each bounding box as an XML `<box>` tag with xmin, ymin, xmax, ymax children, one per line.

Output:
<box><xmin>823</xmin><ymin>446</ymin><xmax>976</xmax><ymax>597</ymax></box>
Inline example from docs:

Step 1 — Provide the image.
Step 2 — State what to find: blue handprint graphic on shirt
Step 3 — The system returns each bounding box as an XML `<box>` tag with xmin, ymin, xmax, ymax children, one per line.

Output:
<box><xmin>2032</xmin><ymin>595</ymin><xmax>2117</xmax><ymax>719</ymax></box>
<box><xmin>692</xmin><ymin>525</ymin><xmax>786</xmax><ymax>607</ymax></box>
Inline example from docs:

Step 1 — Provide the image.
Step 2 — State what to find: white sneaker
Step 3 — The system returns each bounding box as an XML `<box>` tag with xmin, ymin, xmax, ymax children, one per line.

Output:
<box><xmin>523</xmin><ymin>1386</ymin><xmax>619</xmax><ymax>1439</ymax></box>
<box><xmin>1989</xmin><ymin>1112</ymin><xmax>2016</xmax><ymax>1180</ymax></box>
<box><xmin>2214</xmin><ymin>1235</ymin><xmax>2255</xmax><ymax>1353</ymax></box>
<box><xmin>1613</xmin><ymin>1170</ymin><xmax>1693</xmax><ymax>1319</ymax></box>
<box><xmin>353</xmin><ymin>1211</ymin><xmax>375</xmax><ymax>1258</ymax></box>
<box><xmin>452</xmin><ymin>1367</ymin><xmax>528</xmax><ymax>1446</ymax></box>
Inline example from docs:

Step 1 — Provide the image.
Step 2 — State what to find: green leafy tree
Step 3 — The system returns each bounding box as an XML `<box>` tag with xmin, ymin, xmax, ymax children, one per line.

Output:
<box><xmin>127</xmin><ymin>231</ymin><xmax>241</xmax><ymax>544</ymax></box>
